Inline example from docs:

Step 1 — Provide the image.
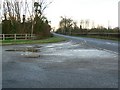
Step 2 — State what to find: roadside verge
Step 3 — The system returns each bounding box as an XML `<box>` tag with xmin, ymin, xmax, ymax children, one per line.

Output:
<box><xmin>1</xmin><ymin>36</ymin><xmax>68</xmax><ymax>45</ymax></box>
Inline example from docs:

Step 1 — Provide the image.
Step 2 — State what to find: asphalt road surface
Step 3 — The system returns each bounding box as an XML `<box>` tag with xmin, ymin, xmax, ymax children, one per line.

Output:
<box><xmin>2</xmin><ymin>33</ymin><xmax>118</xmax><ymax>88</ymax></box>
<box><xmin>53</xmin><ymin>33</ymin><xmax>119</xmax><ymax>53</ymax></box>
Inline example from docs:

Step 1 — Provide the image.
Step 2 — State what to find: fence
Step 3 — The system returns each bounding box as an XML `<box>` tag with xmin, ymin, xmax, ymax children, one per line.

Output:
<box><xmin>0</xmin><ymin>34</ymin><xmax>35</xmax><ymax>40</ymax></box>
<box><xmin>70</xmin><ymin>33</ymin><xmax>119</xmax><ymax>38</ymax></box>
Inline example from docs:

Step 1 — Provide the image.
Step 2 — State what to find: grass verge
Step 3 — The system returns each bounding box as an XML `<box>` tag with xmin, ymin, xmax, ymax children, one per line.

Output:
<box><xmin>71</xmin><ymin>35</ymin><xmax>119</xmax><ymax>41</ymax></box>
<box><xmin>1</xmin><ymin>36</ymin><xmax>67</xmax><ymax>45</ymax></box>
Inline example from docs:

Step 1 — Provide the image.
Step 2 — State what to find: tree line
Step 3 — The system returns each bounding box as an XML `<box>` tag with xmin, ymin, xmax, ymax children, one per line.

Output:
<box><xmin>2</xmin><ymin>0</ymin><xmax>52</xmax><ymax>38</ymax></box>
<box><xmin>56</xmin><ymin>16</ymin><xmax>119</xmax><ymax>35</ymax></box>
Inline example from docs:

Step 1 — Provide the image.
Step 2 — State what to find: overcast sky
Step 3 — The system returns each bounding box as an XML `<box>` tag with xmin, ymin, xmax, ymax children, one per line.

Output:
<box><xmin>44</xmin><ymin>0</ymin><xmax>119</xmax><ymax>29</ymax></box>
<box><xmin>1</xmin><ymin>0</ymin><xmax>119</xmax><ymax>29</ymax></box>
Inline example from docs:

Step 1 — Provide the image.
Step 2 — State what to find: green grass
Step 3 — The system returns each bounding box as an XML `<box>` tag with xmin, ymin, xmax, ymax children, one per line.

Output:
<box><xmin>1</xmin><ymin>36</ymin><xmax>67</xmax><ymax>45</ymax></box>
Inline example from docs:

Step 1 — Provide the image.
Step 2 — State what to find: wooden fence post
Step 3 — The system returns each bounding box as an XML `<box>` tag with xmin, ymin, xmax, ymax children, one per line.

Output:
<box><xmin>25</xmin><ymin>34</ymin><xmax>27</xmax><ymax>40</ymax></box>
<box><xmin>3</xmin><ymin>34</ymin><xmax>5</xmax><ymax>40</ymax></box>
<box><xmin>14</xmin><ymin>34</ymin><xmax>16</xmax><ymax>40</ymax></box>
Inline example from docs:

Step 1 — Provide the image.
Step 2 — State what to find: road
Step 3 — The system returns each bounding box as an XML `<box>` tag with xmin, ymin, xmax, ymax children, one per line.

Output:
<box><xmin>53</xmin><ymin>33</ymin><xmax>119</xmax><ymax>53</ymax></box>
<box><xmin>2</xmin><ymin>33</ymin><xmax>118</xmax><ymax>88</ymax></box>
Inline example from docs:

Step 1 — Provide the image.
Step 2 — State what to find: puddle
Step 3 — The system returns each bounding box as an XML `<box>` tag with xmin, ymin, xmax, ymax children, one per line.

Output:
<box><xmin>38</xmin><ymin>41</ymin><xmax>118</xmax><ymax>60</ymax></box>
<box><xmin>5</xmin><ymin>45</ymin><xmax>41</xmax><ymax>58</ymax></box>
<box><xmin>5</xmin><ymin>46</ymin><xmax>40</xmax><ymax>52</ymax></box>
<box><xmin>46</xmin><ymin>41</ymin><xmax>72</xmax><ymax>48</ymax></box>
<box><xmin>42</xmin><ymin>49</ymin><xmax>117</xmax><ymax>58</ymax></box>
<box><xmin>4</xmin><ymin>41</ymin><xmax>118</xmax><ymax>59</ymax></box>
<box><xmin>21</xmin><ymin>52</ymin><xmax>40</xmax><ymax>58</ymax></box>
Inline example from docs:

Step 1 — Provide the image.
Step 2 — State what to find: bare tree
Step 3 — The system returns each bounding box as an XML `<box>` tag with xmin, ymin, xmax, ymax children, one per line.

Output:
<box><xmin>34</xmin><ymin>0</ymin><xmax>52</xmax><ymax>18</ymax></box>
<box><xmin>31</xmin><ymin>0</ymin><xmax>52</xmax><ymax>35</ymax></box>
<box><xmin>59</xmin><ymin>16</ymin><xmax>73</xmax><ymax>34</ymax></box>
<box><xmin>80</xmin><ymin>20</ymin><xmax>84</xmax><ymax>29</ymax></box>
<box><xmin>6</xmin><ymin>1</ymin><xmax>12</xmax><ymax>19</ymax></box>
<box><xmin>14</xmin><ymin>1</ymin><xmax>20</xmax><ymax>22</ymax></box>
<box><xmin>85</xmin><ymin>19</ymin><xmax>90</xmax><ymax>29</ymax></box>
<box><xmin>59</xmin><ymin>16</ymin><xmax>67</xmax><ymax>33</ymax></box>
<box><xmin>73</xmin><ymin>21</ymin><xmax>79</xmax><ymax>30</ymax></box>
<box><xmin>3</xmin><ymin>1</ymin><xmax>7</xmax><ymax>20</ymax></box>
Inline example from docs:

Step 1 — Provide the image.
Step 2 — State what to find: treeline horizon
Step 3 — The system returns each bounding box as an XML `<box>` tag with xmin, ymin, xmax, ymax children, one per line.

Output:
<box><xmin>1</xmin><ymin>0</ymin><xmax>52</xmax><ymax>39</ymax></box>
<box><xmin>56</xmin><ymin>16</ymin><xmax>119</xmax><ymax>34</ymax></box>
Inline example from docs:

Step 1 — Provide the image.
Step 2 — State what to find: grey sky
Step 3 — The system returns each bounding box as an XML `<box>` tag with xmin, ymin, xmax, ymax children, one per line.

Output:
<box><xmin>45</xmin><ymin>0</ymin><xmax>119</xmax><ymax>29</ymax></box>
<box><xmin>1</xmin><ymin>0</ymin><xmax>119</xmax><ymax>29</ymax></box>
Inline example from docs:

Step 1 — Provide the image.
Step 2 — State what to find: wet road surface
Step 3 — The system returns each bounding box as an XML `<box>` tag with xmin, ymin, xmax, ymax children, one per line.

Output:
<box><xmin>2</xmin><ymin>35</ymin><xmax>118</xmax><ymax>88</ymax></box>
<box><xmin>53</xmin><ymin>33</ymin><xmax>119</xmax><ymax>53</ymax></box>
